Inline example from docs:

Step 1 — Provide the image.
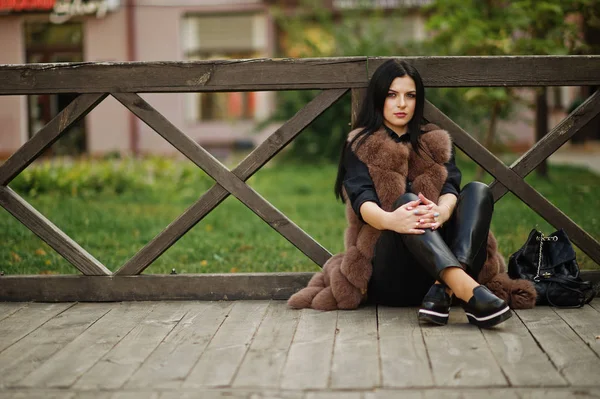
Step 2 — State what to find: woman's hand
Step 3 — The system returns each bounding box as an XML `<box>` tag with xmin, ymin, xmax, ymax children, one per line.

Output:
<box><xmin>416</xmin><ymin>192</ymin><xmax>453</xmax><ymax>230</ymax></box>
<box><xmin>384</xmin><ymin>198</ymin><xmax>429</xmax><ymax>234</ymax></box>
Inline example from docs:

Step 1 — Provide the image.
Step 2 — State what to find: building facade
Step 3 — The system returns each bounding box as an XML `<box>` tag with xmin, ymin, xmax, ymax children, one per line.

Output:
<box><xmin>0</xmin><ymin>0</ymin><xmax>280</xmax><ymax>159</ymax></box>
<box><xmin>1</xmin><ymin>0</ymin><xmax>590</xmax><ymax>160</ymax></box>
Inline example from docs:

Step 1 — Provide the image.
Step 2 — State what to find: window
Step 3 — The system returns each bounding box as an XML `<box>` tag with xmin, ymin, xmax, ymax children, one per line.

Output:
<box><xmin>182</xmin><ymin>13</ymin><xmax>268</xmax><ymax>122</ymax></box>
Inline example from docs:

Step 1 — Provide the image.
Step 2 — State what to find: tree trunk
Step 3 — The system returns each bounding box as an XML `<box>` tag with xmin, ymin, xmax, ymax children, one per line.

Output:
<box><xmin>475</xmin><ymin>101</ymin><xmax>500</xmax><ymax>181</ymax></box>
<box><xmin>535</xmin><ymin>87</ymin><xmax>549</xmax><ymax>178</ymax></box>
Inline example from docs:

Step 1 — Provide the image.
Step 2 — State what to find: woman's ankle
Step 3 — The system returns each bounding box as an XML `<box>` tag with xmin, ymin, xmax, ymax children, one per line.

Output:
<box><xmin>439</xmin><ymin>268</ymin><xmax>478</xmax><ymax>302</ymax></box>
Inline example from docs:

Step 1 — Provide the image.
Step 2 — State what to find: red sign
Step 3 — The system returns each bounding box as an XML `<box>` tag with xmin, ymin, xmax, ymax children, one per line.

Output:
<box><xmin>0</xmin><ymin>0</ymin><xmax>56</xmax><ymax>11</ymax></box>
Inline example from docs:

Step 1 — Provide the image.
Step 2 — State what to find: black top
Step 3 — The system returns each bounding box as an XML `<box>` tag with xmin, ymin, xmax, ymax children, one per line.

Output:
<box><xmin>343</xmin><ymin>126</ymin><xmax>462</xmax><ymax>221</ymax></box>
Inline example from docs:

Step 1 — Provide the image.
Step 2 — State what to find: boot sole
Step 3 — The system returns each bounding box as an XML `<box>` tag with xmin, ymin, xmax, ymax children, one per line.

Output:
<box><xmin>465</xmin><ymin>306</ymin><xmax>512</xmax><ymax>328</ymax></box>
<box><xmin>418</xmin><ymin>309</ymin><xmax>449</xmax><ymax>326</ymax></box>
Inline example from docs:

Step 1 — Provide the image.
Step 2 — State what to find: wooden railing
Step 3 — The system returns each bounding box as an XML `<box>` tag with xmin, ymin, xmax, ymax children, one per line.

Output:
<box><xmin>1</xmin><ymin>56</ymin><xmax>599</xmax><ymax>301</ymax></box>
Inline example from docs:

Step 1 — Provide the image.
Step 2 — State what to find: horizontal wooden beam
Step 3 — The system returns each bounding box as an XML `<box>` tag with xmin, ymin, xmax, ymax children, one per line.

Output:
<box><xmin>0</xmin><ymin>273</ymin><xmax>314</xmax><ymax>302</ymax></box>
<box><xmin>0</xmin><ymin>272</ymin><xmax>598</xmax><ymax>302</ymax></box>
<box><xmin>1</xmin><ymin>56</ymin><xmax>599</xmax><ymax>94</ymax></box>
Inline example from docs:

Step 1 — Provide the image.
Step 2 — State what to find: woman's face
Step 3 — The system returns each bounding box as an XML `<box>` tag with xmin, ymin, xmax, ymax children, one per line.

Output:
<box><xmin>382</xmin><ymin>75</ymin><xmax>416</xmax><ymax>136</ymax></box>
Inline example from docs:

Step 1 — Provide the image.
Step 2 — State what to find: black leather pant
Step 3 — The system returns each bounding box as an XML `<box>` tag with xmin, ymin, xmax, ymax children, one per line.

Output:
<box><xmin>367</xmin><ymin>182</ymin><xmax>494</xmax><ymax>306</ymax></box>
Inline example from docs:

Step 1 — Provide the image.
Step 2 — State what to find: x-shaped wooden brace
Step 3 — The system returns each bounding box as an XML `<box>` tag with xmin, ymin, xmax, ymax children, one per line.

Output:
<box><xmin>113</xmin><ymin>90</ymin><xmax>348</xmax><ymax>275</ymax></box>
<box><xmin>424</xmin><ymin>91</ymin><xmax>600</xmax><ymax>264</ymax></box>
<box><xmin>0</xmin><ymin>93</ymin><xmax>111</xmax><ymax>275</ymax></box>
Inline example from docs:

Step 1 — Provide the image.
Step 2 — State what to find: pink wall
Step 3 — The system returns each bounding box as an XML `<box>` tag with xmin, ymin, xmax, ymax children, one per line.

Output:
<box><xmin>84</xmin><ymin>9</ymin><xmax>131</xmax><ymax>156</ymax></box>
<box><xmin>0</xmin><ymin>17</ymin><xmax>26</xmax><ymax>159</ymax></box>
<box><xmin>134</xmin><ymin>6</ymin><xmax>184</xmax><ymax>155</ymax></box>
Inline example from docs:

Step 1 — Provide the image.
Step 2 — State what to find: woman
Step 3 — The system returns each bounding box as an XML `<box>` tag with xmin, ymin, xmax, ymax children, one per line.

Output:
<box><xmin>288</xmin><ymin>59</ymin><xmax>535</xmax><ymax>327</ymax></box>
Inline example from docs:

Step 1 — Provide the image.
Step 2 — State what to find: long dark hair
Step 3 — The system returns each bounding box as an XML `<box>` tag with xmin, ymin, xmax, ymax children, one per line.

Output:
<box><xmin>333</xmin><ymin>59</ymin><xmax>426</xmax><ymax>202</ymax></box>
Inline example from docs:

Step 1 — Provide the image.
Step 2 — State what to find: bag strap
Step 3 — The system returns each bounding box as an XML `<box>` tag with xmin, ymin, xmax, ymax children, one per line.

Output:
<box><xmin>534</xmin><ymin>232</ymin><xmax>558</xmax><ymax>282</ymax></box>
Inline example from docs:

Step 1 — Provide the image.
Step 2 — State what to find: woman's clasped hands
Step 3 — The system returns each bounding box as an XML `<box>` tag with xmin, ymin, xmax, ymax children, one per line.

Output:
<box><xmin>386</xmin><ymin>193</ymin><xmax>450</xmax><ymax>234</ymax></box>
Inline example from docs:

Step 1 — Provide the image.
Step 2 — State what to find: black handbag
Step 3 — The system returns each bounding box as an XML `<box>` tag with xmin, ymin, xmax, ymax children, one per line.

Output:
<box><xmin>508</xmin><ymin>228</ymin><xmax>596</xmax><ymax>308</ymax></box>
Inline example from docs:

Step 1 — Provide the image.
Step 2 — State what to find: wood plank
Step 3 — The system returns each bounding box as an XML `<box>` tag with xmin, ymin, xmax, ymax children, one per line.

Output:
<box><xmin>365</xmin><ymin>390</ymin><xmax>423</xmax><ymax>399</ymax></box>
<box><xmin>73</xmin><ymin>302</ymin><xmax>189</xmax><ymax>390</ymax></box>
<box><xmin>516</xmin><ymin>307</ymin><xmax>600</xmax><ymax>386</ymax></box>
<box><xmin>232</xmin><ymin>301</ymin><xmax>301</xmax><ymax>388</ymax></box>
<box><xmin>366</xmin><ymin>389</ymin><xmax>522</xmax><ymax>399</ymax></box>
<box><xmin>351</xmin><ymin>88</ymin><xmax>366</xmax><ymax>126</ymax></box>
<box><xmin>490</xmin><ymin>91</ymin><xmax>600</xmax><ymax>201</ymax></box>
<box><xmin>182</xmin><ymin>301</ymin><xmax>270</xmax><ymax>388</ymax></box>
<box><xmin>116</xmin><ymin>88</ymin><xmax>347</xmax><ymax>275</ymax></box>
<box><xmin>424</xmin><ymin>101</ymin><xmax>600</xmax><ymax>265</ymax></box>
<box><xmin>377</xmin><ymin>306</ymin><xmax>434</xmax><ymax>388</ymax></box>
<box><xmin>112</xmin><ymin>93</ymin><xmax>331</xmax><ymax>269</ymax></box>
<box><xmin>74</xmin><ymin>392</ymin><xmax>113</xmax><ymax>399</ymax></box>
<box><xmin>161</xmin><ymin>391</ymin><xmax>304</xmax><ymax>399</ymax></box>
<box><xmin>515</xmin><ymin>388</ymin><xmax>600</xmax><ymax>398</ymax></box>
<box><xmin>421</xmin><ymin>309</ymin><xmax>508</xmax><ymax>387</ymax></box>
<box><xmin>422</xmin><ymin>390</ymin><xmax>519</xmax><ymax>399</ymax></box>
<box><xmin>0</xmin><ymin>302</ymin><xmax>73</xmax><ymax>354</ymax></box>
<box><xmin>1</xmin><ymin>56</ymin><xmax>600</xmax><ymax>94</ymax></box>
<box><xmin>590</xmin><ymin>298</ymin><xmax>600</xmax><ymax>312</ymax></box>
<box><xmin>125</xmin><ymin>301</ymin><xmax>234</xmax><ymax>390</ymax></box>
<box><xmin>553</xmin><ymin>304</ymin><xmax>600</xmax><ymax>358</ymax></box>
<box><xmin>0</xmin><ymin>303</ymin><xmax>112</xmax><ymax>388</ymax></box>
<box><xmin>0</xmin><ymin>274</ymin><xmax>313</xmax><ymax>301</ymax></box>
<box><xmin>11</xmin><ymin>391</ymin><xmax>76</xmax><ymax>399</ymax></box>
<box><xmin>159</xmin><ymin>391</ymin><xmax>251</xmax><ymax>399</ymax></box>
<box><xmin>0</xmin><ymin>302</ymin><xmax>27</xmax><ymax>322</ymax></box>
<box><xmin>330</xmin><ymin>307</ymin><xmax>379</xmax><ymax>389</ymax></box>
<box><xmin>0</xmin><ymin>186</ymin><xmax>111</xmax><ymax>276</ymax></box>
<box><xmin>0</xmin><ymin>94</ymin><xmax>107</xmax><ymax>186</ymax></box>
<box><xmin>1</xmin><ymin>273</ymin><xmax>598</xmax><ymax>303</ymax></box>
<box><xmin>280</xmin><ymin>309</ymin><xmax>338</xmax><ymax>390</ymax></box>
<box><xmin>478</xmin><ymin>309</ymin><xmax>567</xmax><ymax>387</ymax></box>
<box><xmin>306</xmin><ymin>393</ymin><xmax>363</xmax><ymax>399</ymax></box>
<box><xmin>17</xmin><ymin>302</ymin><xmax>154</xmax><ymax>388</ymax></box>
<box><xmin>111</xmin><ymin>393</ymin><xmax>159</xmax><ymax>399</ymax></box>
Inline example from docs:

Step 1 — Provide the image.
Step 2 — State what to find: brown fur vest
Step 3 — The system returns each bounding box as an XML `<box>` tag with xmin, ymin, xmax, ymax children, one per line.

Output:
<box><xmin>288</xmin><ymin>124</ymin><xmax>537</xmax><ymax>311</ymax></box>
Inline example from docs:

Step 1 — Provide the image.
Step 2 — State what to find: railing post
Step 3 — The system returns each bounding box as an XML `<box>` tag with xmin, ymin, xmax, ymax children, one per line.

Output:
<box><xmin>351</xmin><ymin>89</ymin><xmax>366</xmax><ymax>128</ymax></box>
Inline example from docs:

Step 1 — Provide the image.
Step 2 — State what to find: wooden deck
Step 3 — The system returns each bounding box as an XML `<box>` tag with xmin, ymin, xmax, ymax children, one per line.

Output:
<box><xmin>0</xmin><ymin>300</ymin><xmax>599</xmax><ymax>399</ymax></box>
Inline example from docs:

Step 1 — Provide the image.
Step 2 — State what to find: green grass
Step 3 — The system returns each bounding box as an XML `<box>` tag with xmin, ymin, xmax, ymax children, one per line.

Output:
<box><xmin>2</xmin><ymin>156</ymin><xmax>599</xmax><ymax>275</ymax></box>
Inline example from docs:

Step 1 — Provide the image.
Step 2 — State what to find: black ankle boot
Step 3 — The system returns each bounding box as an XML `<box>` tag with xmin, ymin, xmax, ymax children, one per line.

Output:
<box><xmin>418</xmin><ymin>284</ymin><xmax>451</xmax><ymax>325</ymax></box>
<box><xmin>461</xmin><ymin>286</ymin><xmax>512</xmax><ymax>328</ymax></box>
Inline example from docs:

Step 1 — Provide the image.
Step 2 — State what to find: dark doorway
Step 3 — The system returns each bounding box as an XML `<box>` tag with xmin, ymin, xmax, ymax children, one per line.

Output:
<box><xmin>25</xmin><ymin>22</ymin><xmax>86</xmax><ymax>156</ymax></box>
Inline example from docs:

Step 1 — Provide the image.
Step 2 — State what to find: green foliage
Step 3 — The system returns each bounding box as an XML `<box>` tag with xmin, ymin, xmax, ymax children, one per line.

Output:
<box><xmin>9</xmin><ymin>157</ymin><xmax>214</xmax><ymax>200</ymax></box>
<box><xmin>265</xmin><ymin>0</ymin><xmax>594</xmax><ymax>162</ymax></box>
<box><xmin>268</xmin><ymin>2</ymin><xmax>408</xmax><ymax>162</ymax></box>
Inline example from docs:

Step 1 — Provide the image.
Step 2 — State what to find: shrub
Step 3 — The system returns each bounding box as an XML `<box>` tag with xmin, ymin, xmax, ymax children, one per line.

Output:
<box><xmin>9</xmin><ymin>157</ymin><xmax>214</xmax><ymax>199</ymax></box>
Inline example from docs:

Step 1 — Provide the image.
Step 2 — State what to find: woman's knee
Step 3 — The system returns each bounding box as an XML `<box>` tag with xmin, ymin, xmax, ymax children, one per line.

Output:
<box><xmin>393</xmin><ymin>192</ymin><xmax>419</xmax><ymax>210</ymax></box>
<box><xmin>461</xmin><ymin>181</ymin><xmax>493</xmax><ymax>203</ymax></box>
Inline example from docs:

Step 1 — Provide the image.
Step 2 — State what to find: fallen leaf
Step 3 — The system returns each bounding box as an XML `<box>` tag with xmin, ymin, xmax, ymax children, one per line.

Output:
<box><xmin>230</xmin><ymin>267</ymin><xmax>238</xmax><ymax>273</ymax></box>
<box><xmin>35</xmin><ymin>248</ymin><xmax>47</xmax><ymax>256</ymax></box>
<box><xmin>11</xmin><ymin>252</ymin><xmax>21</xmax><ymax>262</ymax></box>
<box><xmin>39</xmin><ymin>270</ymin><xmax>58</xmax><ymax>275</ymax></box>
